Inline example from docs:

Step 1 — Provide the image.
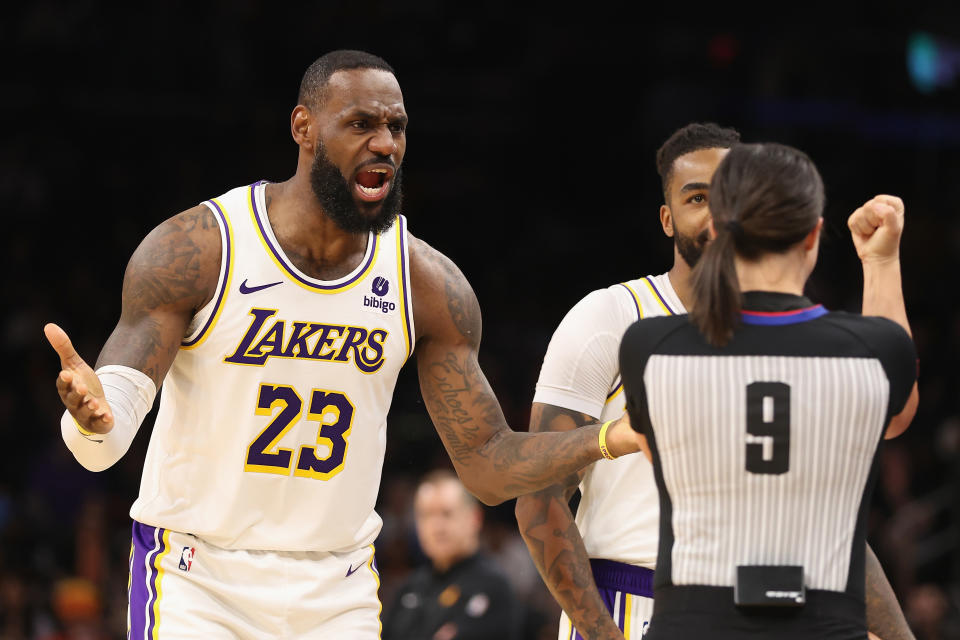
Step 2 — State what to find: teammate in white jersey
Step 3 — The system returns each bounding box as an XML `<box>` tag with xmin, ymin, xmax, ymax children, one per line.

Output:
<box><xmin>43</xmin><ymin>50</ymin><xmax>643</xmax><ymax>638</ymax></box>
<box><xmin>620</xmin><ymin>143</ymin><xmax>919</xmax><ymax>640</ymax></box>
<box><xmin>515</xmin><ymin>124</ymin><xmax>917</xmax><ymax>640</ymax></box>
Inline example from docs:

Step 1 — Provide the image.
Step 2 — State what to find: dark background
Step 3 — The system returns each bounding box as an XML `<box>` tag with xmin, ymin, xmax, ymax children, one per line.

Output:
<box><xmin>2</xmin><ymin>3</ymin><xmax>959</xmax><ymax>638</ymax></box>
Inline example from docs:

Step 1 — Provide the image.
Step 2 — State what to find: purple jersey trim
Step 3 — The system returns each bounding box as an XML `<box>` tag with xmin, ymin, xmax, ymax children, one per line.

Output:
<box><xmin>643</xmin><ymin>277</ymin><xmax>677</xmax><ymax>315</ymax></box>
<box><xmin>740</xmin><ymin>304</ymin><xmax>828</xmax><ymax>325</ymax></box>
<box><xmin>607</xmin><ymin>379</ymin><xmax>623</xmax><ymax>400</ymax></box>
<box><xmin>182</xmin><ymin>199</ymin><xmax>231</xmax><ymax>347</ymax></box>
<box><xmin>397</xmin><ymin>214</ymin><xmax>414</xmax><ymax>359</ymax></box>
<box><xmin>249</xmin><ymin>183</ymin><xmax>378</xmax><ymax>291</ymax></box>
<box><xmin>618</xmin><ymin>283</ymin><xmax>643</xmax><ymax>320</ymax></box>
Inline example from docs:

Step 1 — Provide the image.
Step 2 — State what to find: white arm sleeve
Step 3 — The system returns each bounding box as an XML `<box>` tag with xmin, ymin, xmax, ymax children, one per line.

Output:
<box><xmin>533</xmin><ymin>287</ymin><xmax>636</xmax><ymax>418</ymax></box>
<box><xmin>60</xmin><ymin>364</ymin><xmax>157</xmax><ymax>472</ymax></box>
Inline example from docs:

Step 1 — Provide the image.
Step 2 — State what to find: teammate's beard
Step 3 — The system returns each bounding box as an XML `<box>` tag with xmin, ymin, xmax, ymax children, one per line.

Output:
<box><xmin>676</xmin><ymin>228</ymin><xmax>711</xmax><ymax>268</ymax></box>
<box><xmin>309</xmin><ymin>144</ymin><xmax>403</xmax><ymax>235</ymax></box>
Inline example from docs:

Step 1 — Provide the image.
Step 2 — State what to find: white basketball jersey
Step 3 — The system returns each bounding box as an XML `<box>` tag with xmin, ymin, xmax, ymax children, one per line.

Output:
<box><xmin>130</xmin><ymin>182</ymin><xmax>415</xmax><ymax>552</ymax></box>
<box><xmin>534</xmin><ymin>273</ymin><xmax>685</xmax><ymax>568</ymax></box>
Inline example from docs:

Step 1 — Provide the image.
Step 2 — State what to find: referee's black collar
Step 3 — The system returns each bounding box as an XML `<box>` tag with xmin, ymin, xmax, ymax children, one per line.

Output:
<box><xmin>741</xmin><ymin>290</ymin><xmax>815</xmax><ymax>312</ymax></box>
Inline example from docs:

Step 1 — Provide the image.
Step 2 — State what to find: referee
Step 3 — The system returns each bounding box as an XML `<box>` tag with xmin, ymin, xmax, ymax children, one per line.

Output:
<box><xmin>618</xmin><ymin>142</ymin><xmax>918</xmax><ymax>639</ymax></box>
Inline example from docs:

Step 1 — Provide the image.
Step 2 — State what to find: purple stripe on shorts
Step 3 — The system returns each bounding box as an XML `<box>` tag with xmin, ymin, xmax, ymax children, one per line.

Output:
<box><xmin>570</xmin><ymin>585</ymin><xmax>621</xmax><ymax>639</ymax></box>
<box><xmin>129</xmin><ymin>521</ymin><xmax>165</xmax><ymax>640</ymax></box>
<box><xmin>569</xmin><ymin>560</ymin><xmax>655</xmax><ymax>639</ymax></box>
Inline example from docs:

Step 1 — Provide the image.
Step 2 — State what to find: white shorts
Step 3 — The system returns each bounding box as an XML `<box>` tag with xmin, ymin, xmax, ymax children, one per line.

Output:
<box><xmin>127</xmin><ymin>521</ymin><xmax>381</xmax><ymax>639</ymax></box>
<box><xmin>557</xmin><ymin>559</ymin><xmax>654</xmax><ymax>640</ymax></box>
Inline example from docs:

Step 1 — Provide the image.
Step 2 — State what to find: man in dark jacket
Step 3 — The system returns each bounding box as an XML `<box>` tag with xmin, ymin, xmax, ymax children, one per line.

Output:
<box><xmin>383</xmin><ymin>470</ymin><xmax>521</xmax><ymax>640</ymax></box>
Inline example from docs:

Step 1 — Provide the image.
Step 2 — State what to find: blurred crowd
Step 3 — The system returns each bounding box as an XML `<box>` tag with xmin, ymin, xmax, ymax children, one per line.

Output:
<box><xmin>3</xmin><ymin>3</ymin><xmax>960</xmax><ymax>639</ymax></box>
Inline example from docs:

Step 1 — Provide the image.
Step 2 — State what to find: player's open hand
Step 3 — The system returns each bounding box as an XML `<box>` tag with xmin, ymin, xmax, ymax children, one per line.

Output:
<box><xmin>44</xmin><ymin>323</ymin><xmax>114</xmax><ymax>434</ymax></box>
<box><xmin>847</xmin><ymin>195</ymin><xmax>905</xmax><ymax>264</ymax></box>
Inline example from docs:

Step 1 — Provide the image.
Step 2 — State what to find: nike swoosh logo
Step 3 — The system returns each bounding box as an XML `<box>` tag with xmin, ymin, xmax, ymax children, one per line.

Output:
<box><xmin>239</xmin><ymin>279</ymin><xmax>283</xmax><ymax>294</ymax></box>
<box><xmin>345</xmin><ymin>562</ymin><xmax>363</xmax><ymax>577</ymax></box>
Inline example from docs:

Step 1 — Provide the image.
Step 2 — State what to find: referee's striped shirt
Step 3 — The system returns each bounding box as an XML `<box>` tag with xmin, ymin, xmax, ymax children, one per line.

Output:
<box><xmin>619</xmin><ymin>291</ymin><xmax>916</xmax><ymax>640</ymax></box>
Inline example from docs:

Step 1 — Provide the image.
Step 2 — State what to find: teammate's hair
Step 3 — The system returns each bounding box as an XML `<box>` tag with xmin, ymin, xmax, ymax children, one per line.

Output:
<box><xmin>656</xmin><ymin>123</ymin><xmax>741</xmax><ymax>199</ymax></box>
<box><xmin>690</xmin><ymin>143</ymin><xmax>824</xmax><ymax>346</ymax></box>
<box><xmin>298</xmin><ymin>50</ymin><xmax>395</xmax><ymax>109</ymax></box>
<box><xmin>417</xmin><ymin>469</ymin><xmax>479</xmax><ymax>509</ymax></box>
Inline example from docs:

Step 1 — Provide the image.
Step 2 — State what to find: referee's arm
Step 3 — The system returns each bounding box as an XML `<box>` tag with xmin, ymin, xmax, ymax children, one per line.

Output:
<box><xmin>851</xmin><ymin>195</ymin><xmax>919</xmax><ymax>639</ymax></box>
<box><xmin>850</xmin><ymin>194</ymin><xmax>919</xmax><ymax>439</ymax></box>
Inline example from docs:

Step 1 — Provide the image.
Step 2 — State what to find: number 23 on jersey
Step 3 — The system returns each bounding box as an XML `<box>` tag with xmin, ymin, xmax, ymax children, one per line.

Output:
<box><xmin>244</xmin><ymin>384</ymin><xmax>354</xmax><ymax>480</ymax></box>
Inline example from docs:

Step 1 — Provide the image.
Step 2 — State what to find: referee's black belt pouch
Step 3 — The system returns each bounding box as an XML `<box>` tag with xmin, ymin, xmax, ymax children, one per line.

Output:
<box><xmin>734</xmin><ymin>565</ymin><xmax>805</xmax><ymax>607</ymax></box>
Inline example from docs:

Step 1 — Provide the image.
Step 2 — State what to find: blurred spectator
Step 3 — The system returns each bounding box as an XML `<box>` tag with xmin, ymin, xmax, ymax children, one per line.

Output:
<box><xmin>905</xmin><ymin>583</ymin><xmax>960</xmax><ymax>640</ymax></box>
<box><xmin>45</xmin><ymin>577</ymin><xmax>108</xmax><ymax>640</ymax></box>
<box><xmin>382</xmin><ymin>470</ymin><xmax>521</xmax><ymax>640</ymax></box>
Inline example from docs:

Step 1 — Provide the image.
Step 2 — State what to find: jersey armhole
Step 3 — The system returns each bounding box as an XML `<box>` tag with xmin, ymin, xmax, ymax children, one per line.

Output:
<box><xmin>396</xmin><ymin>214</ymin><xmax>415</xmax><ymax>361</ymax></box>
<box><xmin>181</xmin><ymin>198</ymin><xmax>233</xmax><ymax>349</ymax></box>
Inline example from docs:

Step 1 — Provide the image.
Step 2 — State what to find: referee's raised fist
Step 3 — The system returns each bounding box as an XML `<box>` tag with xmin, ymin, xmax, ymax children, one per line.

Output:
<box><xmin>847</xmin><ymin>195</ymin><xmax>905</xmax><ymax>264</ymax></box>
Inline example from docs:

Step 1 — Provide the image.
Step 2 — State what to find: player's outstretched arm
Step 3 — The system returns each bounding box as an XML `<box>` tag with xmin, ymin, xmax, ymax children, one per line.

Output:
<box><xmin>515</xmin><ymin>403</ymin><xmax>625</xmax><ymax>640</ymax></box>
<box><xmin>46</xmin><ymin>205</ymin><xmax>221</xmax><ymax>466</ymax></box>
<box><xmin>848</xmin><ymin>195</ymin><xmax>918</xmax><ymax>438</ymax></box>
<box><xmin>409</xmin><ymin>237</ymin><xmax>641</xmax><ymax>505</ymax></box>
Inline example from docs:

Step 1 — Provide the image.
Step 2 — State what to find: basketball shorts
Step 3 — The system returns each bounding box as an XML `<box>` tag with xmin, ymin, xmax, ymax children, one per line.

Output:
<box><xmin>558</xmin><ymin>559</ymin><xmax>654</xmax><ymax>640</ymax></box>
<box><xmin>127</xmin><ymin>520</ymin><xmax>381</xmax><ymax>639</ymax></box>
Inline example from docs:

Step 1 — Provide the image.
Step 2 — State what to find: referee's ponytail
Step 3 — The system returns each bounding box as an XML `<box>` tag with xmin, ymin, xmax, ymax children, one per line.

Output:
<box><xmin>691</xmin><ymin>143</ymin><xmax>825</xmax><ymax>346</ymax></box>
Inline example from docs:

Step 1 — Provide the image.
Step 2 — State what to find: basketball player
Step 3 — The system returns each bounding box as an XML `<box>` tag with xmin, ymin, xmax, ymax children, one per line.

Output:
<box><xmin>619</xmin><ymin>142</ymin><xmax>918</xmax><ymax>639</ymax></box>
<box><xmin>44</xmin><ymin>50</ymin><xmax>642</xmax><ymax>638</ymax></box>
<box><xmin>516</xmin><ymin>124</ymin><xmax>916</xmax><ymax>640</ymax></box>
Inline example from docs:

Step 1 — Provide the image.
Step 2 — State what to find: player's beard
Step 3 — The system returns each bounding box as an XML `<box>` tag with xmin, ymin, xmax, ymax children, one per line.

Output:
<box><xmin>676</xmin><ymin>228</ymin><xmax>711</xmax><ymax>268</ymax></box>
<box><xmin>309</xmin><ymin>144</ymin><xmax>403</xmax><ymax>235</ymax></box>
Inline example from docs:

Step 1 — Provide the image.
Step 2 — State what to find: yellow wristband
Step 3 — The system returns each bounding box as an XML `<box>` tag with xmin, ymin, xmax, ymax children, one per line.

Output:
<box><xmin>598</xmin><ymin>420</ymin><xmax>617</xmax><ymax>460</ymax></box>
<box><xmin>73</xmin><ymin>416</ymin><xmax>97</xmax><ymax>437</ymax></box>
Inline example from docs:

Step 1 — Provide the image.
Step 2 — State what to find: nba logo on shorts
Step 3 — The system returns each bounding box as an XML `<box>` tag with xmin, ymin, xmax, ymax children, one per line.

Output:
<box><xmin>178</xmin><ymin>546</ymin><xmax>196</xmax><ymax>572</ymax></box>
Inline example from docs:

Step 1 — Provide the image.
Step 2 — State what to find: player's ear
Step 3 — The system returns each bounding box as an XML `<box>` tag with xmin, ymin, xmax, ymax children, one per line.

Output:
<box><xmin>660</xmin><ymin>204</ymin><xmax>675</xmax><ymax>238</ymax></box>
<box><xmin>708</xmin><ymin>218</ymin><xmax>718</xmax><ymax>240</ymax></box>
<box><xmin>291</xmin><ymin>105</ymin><xmax>314</xmax><ymax>151</ymax></box>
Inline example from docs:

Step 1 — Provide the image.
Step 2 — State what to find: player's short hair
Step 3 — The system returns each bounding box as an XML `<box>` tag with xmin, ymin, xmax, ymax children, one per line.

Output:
<box><xmin>298</xmin><ymin>50</ymin><xmax>395</xmax><ymax>109</ymax></box>
<box><xmin>416</xmin><ymin>469</ymin><xmax>479</xmax><ymax>510</ymax></box>
<box><xmin>656</xmin><ymin>123</ymin><xmax>741</xmax><ymax>199</ymax></box>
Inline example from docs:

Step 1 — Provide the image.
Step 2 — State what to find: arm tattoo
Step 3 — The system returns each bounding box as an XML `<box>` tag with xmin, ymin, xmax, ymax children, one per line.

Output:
<box><xmin>444</xmin><ymin>270</ymin><xmax>479</xmax><ymax>339</ymax></box>
<box><xmin>121</xmin><ymin>206</ymin><xmax>213</xmax><ymax>311</ymax></box>
<box><xmin>115</xmin><ymin>316</ymin><xmax>170</xmax><ymax>384</ymax></box>
<box><xmin>420</xmin><ymin>350</ymin><xmax>484</xmax><ymax>464</ymax></box>
<box><xmin>516</xmin><ymin>405</ymin><xmax>621</xmax><ymax>638</ymax></box>
<box><xmin>865</xmin><ymin>543</ymin><xmax>915</xmax><ymax>640</ymax></box>
<box><xmin>96</xmin><ymin>206</ymin><xmax>219</xmax><ymax>387</ymax></box>
<box><xmin>416</xmin><ymin>241</ymin><xmax>496</xmax><ymax>466</ymax></box>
